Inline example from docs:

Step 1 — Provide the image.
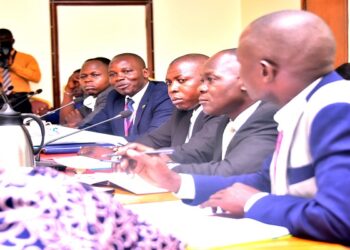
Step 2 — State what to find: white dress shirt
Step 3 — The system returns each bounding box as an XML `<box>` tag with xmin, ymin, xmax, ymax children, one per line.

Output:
<box><xmin>176</xmin><ymin>101</ymin><xmax>261</xmax><ymax>199</ymax></box>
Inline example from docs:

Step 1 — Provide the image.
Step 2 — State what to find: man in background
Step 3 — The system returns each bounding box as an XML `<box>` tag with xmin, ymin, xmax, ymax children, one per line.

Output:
<box><xmin>61</xmin><ymin>57</ymin><xmax>113</xmax><ymax>128</ymax></box>
<box><xmin>82</xmin><ymin>53</ymin><xmax>174</xmax><ymax>141</ymax></box>
<box><xmin>0</xmin><ymin>28</ymin><xmax>41</xmax><ymax>113</ymax></box>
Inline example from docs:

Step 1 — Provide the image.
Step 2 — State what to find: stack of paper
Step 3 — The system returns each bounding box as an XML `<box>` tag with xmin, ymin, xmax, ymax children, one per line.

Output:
<box><xmin>27</xmin><ymin>123</ymin><xmax>128</xmax><ymax>146</ymax></box>
<box><xmin>126</xmin><ymin>200</ymin><xmax>290</xmax><ymax>249</ymax></box>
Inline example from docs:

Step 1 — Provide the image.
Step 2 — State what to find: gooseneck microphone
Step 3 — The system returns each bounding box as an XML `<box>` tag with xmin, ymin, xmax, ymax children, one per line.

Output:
<box><xmin>42</xmin><ymin>110</ymin><xmax>132</xmax><ymax>146</ymax></box>
<box><xmin>35</xmin><ymin>110</ymin><xmax>132</xmax><ymax>167</ymax></box>
<box><xmin>40</xmin><ymin>96</ymin><xmax>85</xmax><ymax>119</ymax></box>
<box><xmin>25</xmin><ymin>96</ymin><xmax>85</xmax><ymax>125</ymax></box>
<box><xmin>0</xmin><ymin>84</ymin><xmax>13</xmax><ymax>104</ymax></box>
<box><xmin>12</xmin><ymin>89</ymin><xmax>43</xmax><ymax>109</ymax></box>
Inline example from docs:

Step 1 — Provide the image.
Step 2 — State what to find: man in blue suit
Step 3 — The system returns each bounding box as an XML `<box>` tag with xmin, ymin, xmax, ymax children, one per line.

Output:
<box><xmin>117</xmin><ymin>11</ymin><xmax>350</xmax><ymax>244</ymax></box>
<box><xmin>80</xmin><ymin>53</ymin><xmax>174</xmax><ymax>141</ymax></box>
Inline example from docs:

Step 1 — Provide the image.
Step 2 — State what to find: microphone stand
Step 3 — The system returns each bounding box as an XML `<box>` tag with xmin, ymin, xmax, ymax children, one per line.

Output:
<box><xmin>35</xmin><ymin>110</ymin><xmax>132</xmax><ymax>162</ymax></box>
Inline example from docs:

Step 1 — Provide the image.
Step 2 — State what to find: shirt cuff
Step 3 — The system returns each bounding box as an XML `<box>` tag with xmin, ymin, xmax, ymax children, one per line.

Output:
<box><xmin>173</xmin><ymin>174</ymin><xmax>196</xmax><ymax>200</ymax></box>
<box><xmin>244</xmin><ymin>192</ymin><xmax>269</xmax><ymax>213</ymax></box>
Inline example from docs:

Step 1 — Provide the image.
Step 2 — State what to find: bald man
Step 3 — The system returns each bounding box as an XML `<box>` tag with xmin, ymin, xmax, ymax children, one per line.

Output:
<box><xmin>137</xmin><ymin>53</ymin><xmax>222</xmax><ymax>148</ymax></box>
<box><xmin>118</xmin><ymin>10</ymin><xmax>350</xmax><ymax>244</ymax></box>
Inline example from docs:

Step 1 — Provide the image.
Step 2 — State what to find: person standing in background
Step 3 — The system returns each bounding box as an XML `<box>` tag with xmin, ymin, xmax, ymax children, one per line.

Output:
<box><xmin>0</xmin><ymin>28</ymin><xmax>41</xmax><ymax>113</ymax></box>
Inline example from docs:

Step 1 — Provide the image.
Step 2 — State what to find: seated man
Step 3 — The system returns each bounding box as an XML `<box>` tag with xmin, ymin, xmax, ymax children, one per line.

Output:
<box><xmin>128</xmin><ymin>49</ymin><xmax>278</xmax><ymax>177</ymax></box>
<box><xmin>0</xmin><ymin>166</ymin><xmax>183</xmax><ymax>248</ymax></box>
<box><xmin>117</xmin><ymin>10</ymin><xmax>350</xmax><ymax>244</ymax></box>
<box><xmin>81</xmin><ymin>53</ymin><xmax>174</xmax><ymax>141</ymax></box>
<box><xmin>61</xmin><ymin>57</ymin><xmax>113</xmax><ymax>128</ymax></box>
<box><xmin>137</xmin><ymin>53</ymin><xmax>222</xmax><ymax>148</ymax></box>
<box><xmin>168</xmin><ymin>50</ymin><xmax>278</xmax><ymax>176</ymax></box>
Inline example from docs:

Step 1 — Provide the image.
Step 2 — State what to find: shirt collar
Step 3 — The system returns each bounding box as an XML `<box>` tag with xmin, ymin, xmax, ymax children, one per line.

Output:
<box><xmin>125</xmin><ymin>82</ymin><xmax>149</xmax><ymax>108</ymax></box>
<box><xmin>274</xmin><ymin>77</ymin><xmax>322</xmax><ymax>130</ymax></box>
<box><xmin>231</xmin><ymin>101</ymin><xmax>261</xmax><ymax>131</ymax></box>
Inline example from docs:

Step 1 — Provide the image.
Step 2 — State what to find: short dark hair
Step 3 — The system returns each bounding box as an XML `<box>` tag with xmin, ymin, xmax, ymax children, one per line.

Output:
<box><xmin>335</xmin><ymin>63</ymin><xmax>350</xmax><ymax>80</ymax></box>
<box><xmin>85</xmin><ymin>57</ymin><xmax>111</xmax><ymax>66</ymax></box>
<box><xmin>0</xmin><ymin>28</ymin><xmax>13</xmax><ymax>38</ymax></box>
<box><xmin>112</xmin><ymin>53</ymin><xmax>146</xmax><ymax>68</ymax></box>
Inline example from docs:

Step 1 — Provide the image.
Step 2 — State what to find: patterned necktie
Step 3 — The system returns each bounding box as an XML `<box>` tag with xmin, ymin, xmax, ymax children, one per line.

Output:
<box><xmin>2</xmin><ymin>67</ymin><xmax>12</xmax><ymax>95</ymax></box>
<box><xmin>124</xmin><ymin>97</ymin><xmax>134</xmax><ymax>136</ymax></box>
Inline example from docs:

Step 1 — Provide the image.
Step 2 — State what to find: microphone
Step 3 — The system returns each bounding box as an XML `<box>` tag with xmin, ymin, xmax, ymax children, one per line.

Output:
<box><xmin>39</xmin><ymin>96</ymin><xmax>85</xmax><ymax>119</ymax></box>
<box><xmin>34</xmin><ymin>109</ymin><xmax>132</xmax><ymax>167</ymax></box>
<box><xmin>12</xmin><ymin>89</ymin><xmax>43</xmax><ymax>109</ymax></box>
<box><xmin>0</xmin><ymin>84</ymin><xmax>13</xmax><ymax>105</ymax></box>
<box><xmin>42</xmin><ymin>110</ymin><xmax>132</xmax><ymax>146</ymax></box>
<box><xmin>25</xmin><ymin>96</ymin><xmax>85</xmax><ymax>125</ymax></box>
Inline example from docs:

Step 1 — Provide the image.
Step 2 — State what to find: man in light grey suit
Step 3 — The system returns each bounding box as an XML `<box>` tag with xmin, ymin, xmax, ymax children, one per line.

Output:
<box><xmin>120</xmin><ymin>49</ymin><xmax>279</xmax><ymax>177</ymax></box>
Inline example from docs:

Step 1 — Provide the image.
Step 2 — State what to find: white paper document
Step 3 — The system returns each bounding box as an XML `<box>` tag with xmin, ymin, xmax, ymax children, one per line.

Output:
<box><xmin>27</xmin><ymin>123</ymin><xmax>127</xmax><ymax>146</ymax></box>
<box><xmin>70</xmin><ymin>171</ymin><xmax>168</xmax><ymax>194</ymax></box>
<box><xmin>126</xmin><ymin>200</ymin><xmax>290</xmax><ymax>249</ymax></box>
<box><xmin>54</xmin><ymin>156</ymin><xmax>112</xmax><ymax>170</ymax></box>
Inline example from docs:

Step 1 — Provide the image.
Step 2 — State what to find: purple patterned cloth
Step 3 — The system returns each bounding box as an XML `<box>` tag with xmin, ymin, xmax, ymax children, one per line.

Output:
<box><xmin>0</xmin><ymin>167</ymin><xmax>184</xmax><ymax>249</ymax></box>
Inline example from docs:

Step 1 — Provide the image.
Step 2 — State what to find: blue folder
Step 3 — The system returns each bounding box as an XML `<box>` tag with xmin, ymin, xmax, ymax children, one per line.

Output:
<box><xmin>39</xmin><ymin>143</ymin><xmax>115</xmax><ymax>154</ymax></box>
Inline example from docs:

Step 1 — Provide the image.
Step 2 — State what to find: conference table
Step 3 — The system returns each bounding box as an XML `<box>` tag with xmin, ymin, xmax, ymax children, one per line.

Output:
<box><xmin>112</xmin><ymin>188</ymin><xmax>349</xmax><ymax>250</ymax></box>
<box><xmin>42</xmin><ymin>153</ymin><xmax>349</xmax><ymax>250</ymax></box>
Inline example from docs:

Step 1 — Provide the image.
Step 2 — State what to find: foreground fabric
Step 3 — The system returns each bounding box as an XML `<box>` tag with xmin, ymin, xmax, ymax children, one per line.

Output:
<box><xmin>0</xmin><ymin>167</ymin><xmax>183</xmax><ymax>249</ymax></box>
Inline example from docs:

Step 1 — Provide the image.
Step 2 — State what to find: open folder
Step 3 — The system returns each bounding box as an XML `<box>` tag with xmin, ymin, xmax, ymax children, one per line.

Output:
<box><xmin>54</xmin><ymin>155</ymin><xmax>168</xmax><ymax>194</ymax></box>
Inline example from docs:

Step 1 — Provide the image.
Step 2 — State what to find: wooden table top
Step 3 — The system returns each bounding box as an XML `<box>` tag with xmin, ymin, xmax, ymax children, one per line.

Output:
<box><xmin>113</xmin><ymin>190</ymin><xmax>349</xmax><ymax>250</ymax></box>
<box><xmin>40</xmin><ymin>153</ymin><xmax>349</xmax><ymax>250</ymax></box>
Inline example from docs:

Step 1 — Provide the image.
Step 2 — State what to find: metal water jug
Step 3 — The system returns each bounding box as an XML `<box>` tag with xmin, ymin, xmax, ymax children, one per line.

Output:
<box><xmin>0</xmin><ymin>103</ymin><xmax>45</xmax><ymax>168</ymax></box>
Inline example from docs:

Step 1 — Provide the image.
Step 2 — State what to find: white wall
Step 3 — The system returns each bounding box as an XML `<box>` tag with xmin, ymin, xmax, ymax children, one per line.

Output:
<box><xmin>1</xmin><ymin>0</ymin><xmax>302</xmax><ymax>106</ymax></box>
<box><xmin>57</xmin><ymin>5</ymin><xmax>147</xmax><ymax>98</ymax></box>
<box><xmin>153</xmin><ymin>0</ymin><xmax>241</xmax><ymax>80</ymax></box>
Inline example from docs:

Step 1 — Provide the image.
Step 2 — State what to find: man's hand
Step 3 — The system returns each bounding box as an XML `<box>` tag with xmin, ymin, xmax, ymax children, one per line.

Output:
<box><xmin>64</xmin><ymin>109</ymin><xmax>83</xmax><ymax>127</ymax></box>
<box><xmin>116</xmin><ymin>143</ymin><xmax>182</xmax><ymax>193</ymax></box>
<box><xmin>200</xmin><ymin>183</ymin><xmax>261</xmax><ymax>217</ymax></box>
<box><xmin>64</xmin><ymin>71</ymin><xmax>81</xmax><ymax>96</ymax></box>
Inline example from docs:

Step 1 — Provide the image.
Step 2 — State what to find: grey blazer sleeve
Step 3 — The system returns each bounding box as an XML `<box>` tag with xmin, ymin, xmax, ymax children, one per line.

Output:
<box><xmin>173</xmin><ymin>102</ymin><xmax>279</xmax><ymax>176</ymax></box>
<box><xmin>170</xmin><ymin>115</ymin><xmax>226</xmax><ymax>164</ymax></box>
<box><xmin>136</xmin><ymin>112</ymin><xmax>175</xmax><ymax>148</ymax></box>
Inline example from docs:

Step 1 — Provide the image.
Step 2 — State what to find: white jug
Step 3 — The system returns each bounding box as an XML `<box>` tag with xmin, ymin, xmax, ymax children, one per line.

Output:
<box><xmin>0</xmin><ymin>103</ymin><xmax>45</xmax><ymax>168</ymax></box>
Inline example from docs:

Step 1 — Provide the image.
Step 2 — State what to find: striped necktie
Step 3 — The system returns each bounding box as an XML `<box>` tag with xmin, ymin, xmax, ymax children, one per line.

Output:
<box><xmin>124</xmin><ymin>97</ymin><xmax>134</xmax><ymax>136</ymax></box>
<box><xmin>2</xmin><ymin>67</ymin><xmax>13</xmax><ymax>95</ymax></box>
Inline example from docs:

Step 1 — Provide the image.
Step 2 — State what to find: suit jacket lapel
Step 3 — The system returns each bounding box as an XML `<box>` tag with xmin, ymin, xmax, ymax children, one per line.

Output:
<box><xmin>132</xmin><ymin>84</ymin><xmax>152</xmax><ymax>135</ymax></box>
<box><xmin>111</xmin><ymin>95</ymin><xmax>126</xmax><ymax>136</ymax></box>
<box><xmin>213</xmin><ymin>116</ymin><xmax>230</xmax><ymax>161</ymax></box>
<box><xmin>172</xmin><ymin>110</ymin><xmax>193</xmax><ymax>146</ymax></box>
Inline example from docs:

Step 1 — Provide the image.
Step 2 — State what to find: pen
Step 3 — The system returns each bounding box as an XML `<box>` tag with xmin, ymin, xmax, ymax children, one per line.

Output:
<box><xmin>101</xmin><ymin>148</ymin><xmax>174</xmax><ymax>158</ymax></box>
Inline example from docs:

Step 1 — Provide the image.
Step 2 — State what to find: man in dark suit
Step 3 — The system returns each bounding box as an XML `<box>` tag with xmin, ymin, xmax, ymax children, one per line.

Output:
<box><xmin>137</xmin><ymin>54</ymin><xmax>222</xmax><ymax>148</ymax></box>
<box><xmin>80</xmin><ymin>53</ymin><xmax>174</xmax><ymax>141</ymax></box>
<box><xmin>119</xmin><ymin>49</ymin><xmax>279</xmax><ymax>177</ymax></box>
<box><xmin>168</xmin><ymin>49</ymin><xmax>279</xmax><ymax>176</ymax></box>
